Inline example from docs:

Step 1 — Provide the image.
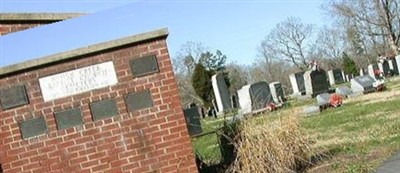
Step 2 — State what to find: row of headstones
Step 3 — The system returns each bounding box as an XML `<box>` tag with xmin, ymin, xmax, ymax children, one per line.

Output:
<box><xmin>289</xmin><ymin>69</ymin><xmax>331</xmax><ymax>97</ymax></box>
<box><xmin>212</xmin><ymin>73</ymin><xmax>285</xmax><ymax>115</ymax></box>
<box><xmin>366</xmin><ymin>56</ymin><xmax>400</xmax><ymax>78</ymax></box>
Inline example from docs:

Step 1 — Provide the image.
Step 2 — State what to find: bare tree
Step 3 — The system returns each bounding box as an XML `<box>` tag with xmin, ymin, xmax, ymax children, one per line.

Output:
<box><xmin>260</xmin><ymin>17</ymin><xmax>314</xmax><ymax>70</ymax></box>
<box><xmin>172</xmin><ymin>42</ymin><xmax>207</xmax><ymax>107</ymax></box>
<box><xmin>328</xmin><ymin>0</ymin><xmax>400</xmax><ymax>55</ymax></box>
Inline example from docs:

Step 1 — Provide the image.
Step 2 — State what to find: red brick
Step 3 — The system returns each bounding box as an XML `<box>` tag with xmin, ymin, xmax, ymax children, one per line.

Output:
<box><xmin>0</xmin><ymin>35</ymin><xmax>197</xmax><ymax>173</ymax></box>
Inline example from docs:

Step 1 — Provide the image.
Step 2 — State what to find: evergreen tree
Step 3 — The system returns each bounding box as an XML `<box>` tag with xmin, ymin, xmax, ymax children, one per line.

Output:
<box><xmin>342</xmin><ymin>52</ymin><xmax>358</xmax><ymax>75</ymax></box>
<box><xmin>191</xmin><ymin>63</ymin><xmax>213</xmax><ymax>107</ymax></box>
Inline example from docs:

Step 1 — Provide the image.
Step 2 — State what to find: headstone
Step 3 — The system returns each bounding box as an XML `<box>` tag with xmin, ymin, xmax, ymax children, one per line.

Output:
<box><xmin>316</xmin><ymin>93</ymin><xmax>330</xmax><ymax>106</ymax></box>
<box><xmin>130</xmin><ymin>55</ymin><xmax>160</xmax><ymax>77</ymax></box>
<box><xmin>269</xmin><ymin>81</ymin><xmax>285</xmax><ymax>104</ymax></box>
<box><xmin>125</xmin><ymin>90</ymin><xmax>154</xmax><ymax>112</ymax></box>
<box><xmin>303</xmin><ymin>69</ymin><xmax>330</xmax><ymax>97</ymax></box>
<box><xmin>351</xmin><ymin>75</ymin><xmax>376</xmax><ymax>94</ymax></box>
<box><xmin>289</xmin><ymin>72</ymin><xmax>305</xmax><ymax>95</ymax></box>
<box><xmin>328</xmin><ymin>69</ymin><xmax>345</xmax><ymax>85</ymax></box>
<box><xmin>230</xmin><ymin>94</ymin><xmax>239</xmax><ymax>109</ymax></box>
<box><xmin>20</xmin><ymin>116</ymin><xmax>48</xmax><ymax>139</ymax></box>
<box><xmin>368</xmin><ymin>63</ymin><xmax>379</xmax><ymax>79</ymax></box>
<box><xmin>395</xmin><ymin>55</ymin><xmax>400</xmax><ymax>75</ymax></box>
<box><xmin>388</xmin><ymin>59</ymin><xmax>399</xmax><ymax>75</ymax></box>
<box><xmin>238</xmin><ymin>81</ymin><xmax>273</xmax><ymax>114</ymax></box>
<box><xmin>183</xmin><ymin>107</ymin><xmax>202</xmax><ymax>136</ymax></box>
<box><xmin>346</xmin><ymin>74</ymin><xmax>354</xmax><ymax>82</ymax></box>
<box><xmin>211</xmin><ymin>74</ymin><xmax>232</xmax><ymax>113</ymax></box>
<box><xmin>360</xmin><ymin>68</ymin><xmax>365</xmax><ymax>76</ymax></box>
<box><xmin>90</xmin><ymin>99</ymin><xmax>118</xmax><ymax>121</ymax></box>
<box><xmin>378</xmin><ymin>60</ymin><xmax>390</xmax><ymax>76</ymax></box>
<box><xmin>0</xmin><ymin>85</ymin><xmax>29</xmax><ymax>110</ymax></box>
<box><xmin>303</xmin><ymin>106</ymin><xmax>320</xmax><ymax>116</ymax></box>
<box><xmin>335</xmin><ymin>86</ymin><xmax>353</xmax><ymax>97</ymax></box>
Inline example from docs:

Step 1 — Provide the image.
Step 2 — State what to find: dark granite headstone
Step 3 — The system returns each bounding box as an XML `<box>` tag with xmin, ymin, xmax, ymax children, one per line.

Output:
<box><xmin>333</xmin><ymin>69</ymin><xmax>344</xmax><ymax>84</ymax></box>
<box><xmin>55</xmin><ymin>108</ymin><xmax>83</xmax><ymax>129</ymax></box>
<box><xmin>90</xmin><ymin>99</ymin><xmax>118</xmax><ymax>121</ymax></box>
<box><xmin>20</xmin><ymin>116</ymin><xmax>47</xmax><ymax>139</ymax></box>
<box><xmin>183</xmin><ymin>107</ymin><xmax>202</xmax><ymax>136</ymax></box>
<box><xmin>382</xmin><ymin>60</ymin><xmax>391</xmax><ymax>75</ymax></box>
<box><xmin>249</xmin><ymin>81</ymin><xmax>273</xmax><ymax>110</ymax></box>
<box><xmin>0</xmin><ymin>85</ymin><xmax>29</xmax><ymax>110</ymax></box>
<box><xmin>231</xmin><ymin>95</ymin><xmax>238</xmax><ymax>109</ymax></box>
<box><xmin>305</xmin><ymin>69</ymin><xmax>330</xmax><ymax>97</ymax></box>
<box><xmin>125</xmin><ymin>90</ymin><xmax>153</xmax><ymax>112</ymax></box>
<box><xmin>295</xmin><ymin>72</ymin><xmax>306</xmax><ymax>93</ymax></box>
<box><xmin>130</xmin><ymin>55</ymin><xmax>159</xmax><ymax>77</ymax></box>
<box><xmin>390</xmin><ymin>58</ymin><xmax>399</xmax><ymax>75</ymax></box>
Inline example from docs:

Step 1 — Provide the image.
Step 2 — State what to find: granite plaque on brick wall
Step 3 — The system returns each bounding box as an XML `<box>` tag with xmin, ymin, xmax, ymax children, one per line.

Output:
<box><xmin>125</xmin><ymin>90</ymin><xmax>153</xmax><ymax>112</ymax></box>
<box><xmin>90</xmin><ymin>99</ymin><xmax>118</xmax><ymax>121</ymax></box>
<box><xmin>20</xmin><ymin>116</ymin><xmax>47</xmax><ymax>139</ymax></box>
<box><xmin>130</xmin><ymin>55</ymin><xmax>159</xmax><ymax>77</ymax></box>
<box><xmin>54</xmin><ymin>108</ymin><xmax>83</xmax><ymax>130</ymax></box>
<box><xmin>0</xmin><ymin>85</ymin><xmax>29</xmax><ymax>110</ymax></box>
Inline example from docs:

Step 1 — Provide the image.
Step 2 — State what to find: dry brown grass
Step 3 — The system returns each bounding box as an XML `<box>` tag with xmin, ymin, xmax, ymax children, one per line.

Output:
<box><xmin>227</xmin><ymin>113</ymin><xmax>311</xmax><ymax>173</ymax></box>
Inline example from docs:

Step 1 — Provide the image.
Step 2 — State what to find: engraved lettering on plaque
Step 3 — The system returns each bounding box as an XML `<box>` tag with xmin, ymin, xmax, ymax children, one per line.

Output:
<box><xmin>54</xmin><ymin>108</ymin><xmax>83</xmax><ymax>130</ymax></box>
<box><xmin>20</xmin><ymin>116</ymin><xmax>47</xmax><ymax>139</ymax></box>
<box><xmin>125</xmin><ymin>90</ymin><xmax>153</xmax><ymax>112</ymax></box>
<box><xmin>39</xmin><ymin>61</ymin><xmax>118</xmax><ymax>102</ymax></box>
<box><xmin>130</xmin><ymin>55</ymin><xmax>159</xmax><ymax>77</ymax></box>
<box><xmin>0</xmin><ymin>85</ymin><xmax>29</xmax><ymax>110</ymax></box>
<box><xmin>90</xmin><ymin>99</ymin><xmax>118</xmax><ymax>121</ymax></box>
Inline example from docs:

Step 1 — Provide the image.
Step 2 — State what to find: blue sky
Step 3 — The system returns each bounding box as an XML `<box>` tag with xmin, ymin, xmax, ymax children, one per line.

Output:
<box><xmin>0</xmin><ymin>0</ymin><xmax>326</xmax><ymax>67</ymax></box>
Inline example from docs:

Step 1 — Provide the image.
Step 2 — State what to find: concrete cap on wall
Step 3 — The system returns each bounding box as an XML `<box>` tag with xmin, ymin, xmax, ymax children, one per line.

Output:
<box><xmin>0</xmin><ymin>28</ymin><xmax>169</xmax><ymax>76</ymax></box>
<box><xmin>0</xmin><ymin>13</ymin><xmax>85</xmax><ymax>22</ymax></box>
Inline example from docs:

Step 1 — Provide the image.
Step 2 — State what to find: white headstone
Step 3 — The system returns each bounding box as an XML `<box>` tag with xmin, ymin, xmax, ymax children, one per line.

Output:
<box><xmin>212</xmin><ymin>74</ymin><xmax>232</xmax><ymax>113</ymax></box>
<box><xmin>396</xmin><ymin>55</ymin><xmax>400</xmax><ymax>74</ymax></box>
<box><xmin>368</xmin><ymin>64</ymin><xmax>379</xmax><ymax>79</ymax></box>
<box><xmin>237</xmin><ymin>85</ymin><xmax>252</xmax><ymax>114</ymax></box>
<box><xmin>289</xmin><ymin>72</ymin><xmax>305</xmax><ymax>95</ymax></box>
<box><xmin>327</xmin><ymin>70</ymin><xmax>335</xmax><ymax>86</ymax></box>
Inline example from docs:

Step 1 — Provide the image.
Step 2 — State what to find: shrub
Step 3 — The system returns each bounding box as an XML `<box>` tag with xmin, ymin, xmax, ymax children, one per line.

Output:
<box><xmin>227</xmin><ymin>114</ymin><xmax>311</xmax><ymax>173</ymax></box>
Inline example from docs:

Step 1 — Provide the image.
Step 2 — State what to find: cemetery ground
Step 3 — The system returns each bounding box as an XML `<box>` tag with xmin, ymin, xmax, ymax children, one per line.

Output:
<box><xmin>193</xmin><ymin>77</ymin><xmax>400</xmax><ymax>172</ymax></box>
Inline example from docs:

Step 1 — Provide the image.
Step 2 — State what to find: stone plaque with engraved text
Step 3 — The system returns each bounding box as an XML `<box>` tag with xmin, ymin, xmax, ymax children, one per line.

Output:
<box><xmin>39</xmin><ymin>61</ymin><xmax>118</xmax><ymax>102</ymax></box>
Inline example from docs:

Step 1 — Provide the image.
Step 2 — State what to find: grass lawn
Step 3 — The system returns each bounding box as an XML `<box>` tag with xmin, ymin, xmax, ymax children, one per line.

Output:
<box><xmin>192</xmin><ymin>76</ymin><xmax>400</xmax><ymax>172</ymax></box>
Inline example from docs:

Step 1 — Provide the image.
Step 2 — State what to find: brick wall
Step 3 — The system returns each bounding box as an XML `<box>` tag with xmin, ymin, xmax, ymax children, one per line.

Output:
<box><xmin>0</xmin><ymin>21</ymin><xmax>55</xmax><ymax>35</ymax></box>
<box><xmin>0</xmin><ymin>35</ymin><xmax>198</xmax><ymax>172</ymax></box>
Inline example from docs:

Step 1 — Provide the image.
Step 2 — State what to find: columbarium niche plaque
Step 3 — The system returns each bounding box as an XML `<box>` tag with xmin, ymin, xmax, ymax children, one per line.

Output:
<box><xmin>39</xmin><ymin>61</ymin><xmax>118</xmax><ymax>102</ymax></box>
<box><xmin>20</xmin><ymin>116</ymin><xmax>47</xmax><ymax>139</ymax></box>
<box><xmin>0</xmin><ymin>85</ymin><xmax>29</xmax><ymax>110</ymax></box>
<box><xmin>54</xmin><ymin>108</ymin><xmax>83</xmax><ymax>130</ymax></box>
<box><xmin>125</xmin><ymin>90</ymin><xmax>153</xmax><ymax>112</ymax></box>
<box><xmin>130</xmin><ymin>55</ymin><xmax>159</xmax><ymax>77</ymax></box>
<box><xmin>90</xmin><ymin>99</ymin><xmax>118</xmax><ymax>121</ymax></box>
